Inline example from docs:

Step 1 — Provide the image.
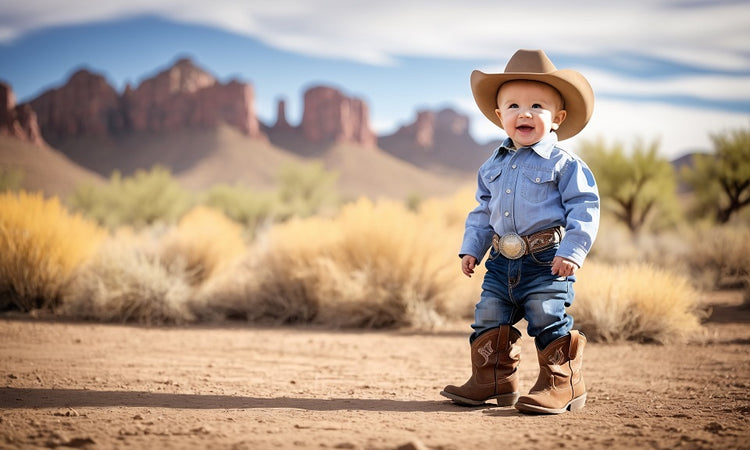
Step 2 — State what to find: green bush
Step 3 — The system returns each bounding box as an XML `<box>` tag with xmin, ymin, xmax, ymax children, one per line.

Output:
<box><xmin>199</xmin><ymin>184</ymin><xmax>276</xmax><ymax>235</ymax></box>
<box><xmin>68</xmin><ymin>166</ymin><xmax>192</xmax><ymax>228</ymax></box>
<box><xmin>274</xmin><ymin>161</ymin><xmax>340</xmax><ymax>220</ymax></box>
<box><xmin>0</xmin><ymin>167</ymin><xmax>24</xmax><ymax>192</ymax></box>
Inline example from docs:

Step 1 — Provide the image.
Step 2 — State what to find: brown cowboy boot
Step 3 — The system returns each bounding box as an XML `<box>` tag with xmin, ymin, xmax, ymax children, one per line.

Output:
<box><xmin>515</xmin><ymin>330</ymin><xmax>587</xmax><ymax>414</ymax></box>
<box><xmin>440</xmin><ymin>325</ymin><xmax>521</xmax><ymax>406</ymax></box>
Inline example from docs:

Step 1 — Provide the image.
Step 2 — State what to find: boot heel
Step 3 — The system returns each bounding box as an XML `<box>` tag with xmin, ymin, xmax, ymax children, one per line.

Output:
<box><xmin>496</xmin><ymin>392</ymin><xmax>519</xmax><ymax>407</ymax></box>
<box><xmin>568</xmin><ymin>393</ymin><xmax>587</xmax><ymax>411</ymax></box>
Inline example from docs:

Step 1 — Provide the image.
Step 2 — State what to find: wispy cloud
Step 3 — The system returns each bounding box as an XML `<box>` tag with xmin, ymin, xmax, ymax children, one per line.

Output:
<box><xmin>2</xmin><ymin>0</ymin><xmax>748</xmax><ymax>71</ymax></box>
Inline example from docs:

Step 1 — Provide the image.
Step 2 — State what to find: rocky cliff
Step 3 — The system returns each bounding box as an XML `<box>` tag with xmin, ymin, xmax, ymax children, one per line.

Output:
<box><xmin>29</xmin><ymin>58</ymin><xmax>264</xmax><ymax>142</ymax></box>
<box><xmin>0</xmin><ymin>82</ymin><xmax>46</xmax><ymax>146</ymax></box>
<box><xmin>378</xmin><ymin>108</ymin><xmax>495</xmax><ymax>173</ymax></box>
<box><xmin>300</xmin><ymin>86</ymin><xmax>376</xmax><ymax>148</ymax></box>
<box><xmin>265</xmin><ymin>86</ymin><xmax>377</xmax><ymax>154</ymax></box>
<box><xmin>27</xmin><ymin>59</ymin><xmax>381</xmax><ymax>154</ymax></box>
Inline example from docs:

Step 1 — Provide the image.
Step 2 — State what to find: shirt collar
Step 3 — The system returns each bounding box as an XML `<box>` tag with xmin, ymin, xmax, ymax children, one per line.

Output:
<box><xmin>498</xmin><ymin>132</ymin><xmax>558</xmax><ymax>159</ymax></box>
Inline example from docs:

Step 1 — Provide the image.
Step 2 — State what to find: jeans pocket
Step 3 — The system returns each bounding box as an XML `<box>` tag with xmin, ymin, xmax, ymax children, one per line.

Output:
<box><xmin>530</xmin><ymin>246</ymin><xmax>557</xmax><ymax>266</ymax></box>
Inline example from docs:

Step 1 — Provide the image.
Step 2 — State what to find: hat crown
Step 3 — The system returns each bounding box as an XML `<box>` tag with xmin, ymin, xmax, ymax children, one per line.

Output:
<box><xmin>504</xmin><ymin>49</ymin><xmax>557</xmax><ymax>74</ymax></box>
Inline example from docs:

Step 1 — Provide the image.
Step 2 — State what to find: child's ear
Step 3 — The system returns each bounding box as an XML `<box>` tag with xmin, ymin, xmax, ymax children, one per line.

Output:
<box><xmin>552</xmin><ymin>109</ymin><xmax>567</xmax><ymax>130</ymax></box>
<box><xmin>494</xmin><ymin>109</ymin><xmax>503</xmax><ymax>125</ymax></box>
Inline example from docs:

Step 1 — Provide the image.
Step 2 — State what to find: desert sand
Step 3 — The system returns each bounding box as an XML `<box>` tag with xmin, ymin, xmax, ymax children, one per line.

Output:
<box><xmin>1</xmin><ymin>290</ymin><xmax>748</xmax><ymax>450</ymax></box>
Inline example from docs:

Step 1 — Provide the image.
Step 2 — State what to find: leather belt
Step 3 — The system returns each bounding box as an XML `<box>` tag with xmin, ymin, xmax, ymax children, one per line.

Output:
<box><xmin>492</xmin><ymin>226</ymin><xmax>563</xmax><ymax>260</ymax></box>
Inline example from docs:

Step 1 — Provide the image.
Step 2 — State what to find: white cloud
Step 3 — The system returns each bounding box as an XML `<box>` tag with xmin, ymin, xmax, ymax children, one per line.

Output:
<box><xmin>585</xmin><ymin>69</ymin><xmax>750</xmax><ymax>102</ymax></box>
<box><xmin>2</xmin><ymin>0</ymin><xmax>749</xmax><ymax>71</ymax></box>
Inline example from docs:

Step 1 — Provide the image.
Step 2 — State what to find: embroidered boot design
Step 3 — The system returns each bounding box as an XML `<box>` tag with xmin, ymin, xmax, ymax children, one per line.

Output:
<box><xmin>440</xmin><ymin>326</ymin><xmax>522</xmax><ymax>406</ymax></box>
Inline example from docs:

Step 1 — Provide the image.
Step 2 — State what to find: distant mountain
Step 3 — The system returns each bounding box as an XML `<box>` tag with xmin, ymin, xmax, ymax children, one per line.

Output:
<box><xmin>1</xmin><ymin>83</ymin><xmax>103</xmax><ymax>196</ymax></box>
<box><xmin>0</xmin><ymin>136</ymin><xmax>103</xmax><ymax>197</ymax></box>
<box><xmin>378</xmin><ymin>108</ymin><xmax>497</xmax><ymax>174</ymax></box>
<box><xmin>2</xmin><ymin>57</ymin><xmax>492</xmax><ymax>199</ymax></box>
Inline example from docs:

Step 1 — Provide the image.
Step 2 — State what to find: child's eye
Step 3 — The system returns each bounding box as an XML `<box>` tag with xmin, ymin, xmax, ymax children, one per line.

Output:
<box><xmin>532</xmin><ymin>103</ymin><xmax>542</xmax><ymax>108</ymax></box>
<box><xmin>508</xmin><ymin>103</ymin><xmax>518</xmax><ymax>108</ymax></box>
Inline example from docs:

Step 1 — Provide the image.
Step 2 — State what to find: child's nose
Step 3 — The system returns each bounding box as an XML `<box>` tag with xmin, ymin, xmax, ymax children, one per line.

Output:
<box><xmin>519</xmin><ymin>109</ymin><xmax>533</xmax><ymax>118</ymax></box>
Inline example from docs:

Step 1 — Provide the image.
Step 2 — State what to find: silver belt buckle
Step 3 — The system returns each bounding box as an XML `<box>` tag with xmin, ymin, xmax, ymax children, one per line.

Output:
<box><xmin>494</xmin><ymin>233</ymin><xmax>527</xmax><ymax>260</ymax></box>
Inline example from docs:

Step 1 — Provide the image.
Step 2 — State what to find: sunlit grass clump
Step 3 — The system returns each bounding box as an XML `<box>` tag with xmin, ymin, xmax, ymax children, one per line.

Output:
<box><xmin>0</xmin><ymin>191</ymin><xmax>105</xmax><ymax>311</ymax></box>
<box><xmin>197</xmin><ymin>197</ymin><xmax>465</xmax><ymax>328</ymax></box>
<box><xmin>62</xmin><ymin>231</ymin><xmax>195</xmax><ymax>325</ymax></box>
<box><xmin>160</xmin><ymin>206</ymin><xmax>246</xmax><ymax>286</ymax></box>
<box><xmin>572</xmin><ymin>262</ymin><xmax>704</xmax><ymax>343</ymax></box>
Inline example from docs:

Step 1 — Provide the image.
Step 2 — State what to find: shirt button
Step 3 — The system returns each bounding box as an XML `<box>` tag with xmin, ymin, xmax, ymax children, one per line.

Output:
<box><xmin>505</xmin><ymin>189</ymin><xmax>511</xmax><ymax>194</ymax></box>
<box><xmin>535</xmin><ymin>177</ymin><xmax>541</xmax><ymax>182</ymax></box>
<box><xmin>512</xmin><ymin>164</ymin><xmax>517</xmax><ymax>169</ymax></box>
<box><xmin>504</xmin><ymin>211</ymin><xmax>510</xmax><ymax>217</ymax></box>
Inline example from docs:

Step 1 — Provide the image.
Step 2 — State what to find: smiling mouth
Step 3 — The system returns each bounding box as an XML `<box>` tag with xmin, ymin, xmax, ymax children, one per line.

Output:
<box><xmin>517</xmin><ymin>125</ymin><xmax>534</xmax><ymax>132</ymax></box>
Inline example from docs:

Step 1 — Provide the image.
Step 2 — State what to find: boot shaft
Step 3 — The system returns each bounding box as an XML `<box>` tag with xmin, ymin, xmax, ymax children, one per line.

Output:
<box><xmin>440</xmin><ymin>325</ymin><xmax>522</xmax><ymax>406</ymax></box>
<box><xmin>470</xmin><ymin>325</ymin><xmax>521</xmax><ymax>384</ymax></box>
<box><xmin>532</xmin><ymin>330</ymin><xmax>586</xmax><ymax>389</ymax></box>
<box><xmin>516</xmin><ymin>330</ymin><xmax>587</xmax><ymax>414</ymax></box>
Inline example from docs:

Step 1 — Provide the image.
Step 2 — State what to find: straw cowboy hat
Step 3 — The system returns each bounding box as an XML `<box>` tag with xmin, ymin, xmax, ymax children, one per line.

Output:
<box><xmin>471</xmin><ymin>49</ymin><xmax>594</xmax><ymax>141</ymax></box>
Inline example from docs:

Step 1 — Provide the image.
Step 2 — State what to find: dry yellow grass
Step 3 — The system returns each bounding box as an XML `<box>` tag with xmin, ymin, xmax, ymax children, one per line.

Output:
<box><xmin>198</xmin><ymin>197</ymin><xmax>472</xmax><ymax>328</ymax></box>
<box><xmin>160</xmin><ymin>206</ymin><xmax>246</xmax><ymax>286</ymax></box>
<box><xmin>2</xmin><ymin>186</ymin><xmax>717</xmax><ymax>344</ymax></box>
<box><xmin>572</xmin><ymin>262</ymin><xmax>704</xmax><ymax>343</ymax></box>
<box><xmin>685</xmin><ymin>225</ymin><xmax>750</xmax><ymax>289</ymax></box>
<box><xmin>61</xmin><ymin>230</ymin><xmax>195</xmax><ymax>325</ymax></box>
<box><xmin>0</xmin><ymin>191</ymin><xmax>105</xmax><ymax>311</ymax></box>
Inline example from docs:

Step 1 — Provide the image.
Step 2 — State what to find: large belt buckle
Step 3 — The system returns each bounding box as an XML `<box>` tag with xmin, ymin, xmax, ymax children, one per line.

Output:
<box><xmin>494</xmin><ymin>233</ymin><xmax>527</xmax><ymax>260</ymax></box>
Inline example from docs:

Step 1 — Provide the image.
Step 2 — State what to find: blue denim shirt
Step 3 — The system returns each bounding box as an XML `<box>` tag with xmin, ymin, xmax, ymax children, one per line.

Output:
<box><xmin>460</xmin><ymin>132</ymin><xmax>600</xmax><ymax>267</ymax></box>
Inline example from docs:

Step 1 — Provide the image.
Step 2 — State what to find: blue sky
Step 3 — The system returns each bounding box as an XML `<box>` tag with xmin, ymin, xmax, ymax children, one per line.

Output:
<box><xmin>1</xmin><ymin>0</ymin><xmax>749</xmax><ymax>159</ymax></box>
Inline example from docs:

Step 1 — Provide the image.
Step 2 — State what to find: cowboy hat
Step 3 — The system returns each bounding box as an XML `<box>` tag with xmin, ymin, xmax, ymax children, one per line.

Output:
<box><xmin>471</xmin><ymin>49</ymin><xmax>594</xmax><ymax>141</ymax></box>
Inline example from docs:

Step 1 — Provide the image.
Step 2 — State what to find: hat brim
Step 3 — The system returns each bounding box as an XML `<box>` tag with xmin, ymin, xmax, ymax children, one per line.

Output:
<box><xmin>471</xmin><ymin>69</ymin><xmax>594</xmax><ymax>141</ymax></box>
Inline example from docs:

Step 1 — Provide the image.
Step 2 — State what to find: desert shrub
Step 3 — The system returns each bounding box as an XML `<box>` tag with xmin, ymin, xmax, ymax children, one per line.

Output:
<box><xmin>200</xmin><ymin>184</ymin><xmax>276</xmax><ymax>234</ymax></box>
<box><xmin>0</xmin><ymin>191</ymin><xmax>105</xmax><ymax>311</ymax></box>
<box><xmin>196</xmin><ymin>198</ymin><xmax>462</xmax><ymax>328</ymax></box>
<box><xmin>0</xmin><ymin>167</ymin><xmax>24</xmax><ymax>192</ymax></box>
<box><xmin>160</xmin><ymin>206</ymin><xmax>246</xmax><ymax>286</ymax></box>
<box><xmin>571</xmin><ymin>262</ymin><xmax>703</xmax><ymax>343</ymax></box>
<box><xmin>588</xmin><ymin>217</ymin><xmax>692</xmax><ymax>274</ymax></box>
<box><xmin>273</xmin><ymin>161</ymin><xmax>340</xmax><ymax>220</ymax></box>
<box><xmin>61</xmin><ymin>231</ymin><xmax>195</xmax><ymax>325</ymax></box>
<box><xmin>685</xmin><ymin>225</ymin><xmax>750</xmax><ymax>289</ymax></box>
<box><xmin>417</xmin><ymin>186</ymin><xmax>477</xmax><ymax>229</ymax></box>
<box><xmin>68</xmin><ymin>166</ymin><xmax>192</xmax><ymax>228</ymax></box>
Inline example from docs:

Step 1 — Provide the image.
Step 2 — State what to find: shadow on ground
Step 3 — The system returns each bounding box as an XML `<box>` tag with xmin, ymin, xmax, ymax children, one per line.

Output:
<box><xmin>0</xmin><ymin>387</ymin><xmax>480</xmax><ymax>413</ymax></box>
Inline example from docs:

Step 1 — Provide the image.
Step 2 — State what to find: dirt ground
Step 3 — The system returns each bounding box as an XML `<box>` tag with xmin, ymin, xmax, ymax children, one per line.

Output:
<box><xmin>1</xmin><ymin>291</ymin><xmax>748</xmax><ymax>450</ymax></box>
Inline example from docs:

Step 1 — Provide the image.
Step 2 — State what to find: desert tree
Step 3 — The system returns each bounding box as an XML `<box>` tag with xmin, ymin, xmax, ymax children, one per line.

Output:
<box><xmin>579</xmin><ymin>137</ymin><xmax>679</xmax><ymax>234</ymax></box>
<box><xmin>681</xmin><ymin>124</ymin><xmax>750</xmax><ymax>223</ymax></box>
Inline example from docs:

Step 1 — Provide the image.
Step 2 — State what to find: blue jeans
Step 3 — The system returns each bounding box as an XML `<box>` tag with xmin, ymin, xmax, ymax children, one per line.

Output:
<box><xmin>471</xmin><ymin>246</ymin><xmax>575</xmax><ymax>350</ymax></box>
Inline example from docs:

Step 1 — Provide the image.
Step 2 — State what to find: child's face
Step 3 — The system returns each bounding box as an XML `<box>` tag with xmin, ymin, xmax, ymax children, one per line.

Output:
<box><xmin>494</xmin><ymin>80</ymin><xmax>567</xmax><ymax>148</ymax></box>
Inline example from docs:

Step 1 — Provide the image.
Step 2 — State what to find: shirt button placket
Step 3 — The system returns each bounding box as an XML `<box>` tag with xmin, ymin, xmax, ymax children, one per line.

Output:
<box><xmin>504</xmin><ymin>161</ymin><xmax>519</xmax><ymax>229</ymax></box>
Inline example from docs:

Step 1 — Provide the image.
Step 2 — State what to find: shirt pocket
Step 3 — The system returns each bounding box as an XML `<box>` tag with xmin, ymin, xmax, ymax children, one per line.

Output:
<box><xmin>480</xmin><ymin>166</ymin><xmax>503</xmax><ymax>185</ymax></box>
<box><xmin>520</xmin><ymin>168</ymin><xmax>556</xmax><ymax>203</ymax></box>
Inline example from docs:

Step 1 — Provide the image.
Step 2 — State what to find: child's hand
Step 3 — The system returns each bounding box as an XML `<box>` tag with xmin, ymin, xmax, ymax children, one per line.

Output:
<box><xmin>461</xmin><ymin>255</ymin><xmax>477</xmax><ymax>277</ymax></box>
<box><xmin>551</xmin><ymin>256</ymin><xmax>578</xmax><ymax>277</ymax></box>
